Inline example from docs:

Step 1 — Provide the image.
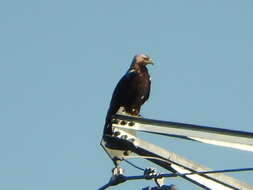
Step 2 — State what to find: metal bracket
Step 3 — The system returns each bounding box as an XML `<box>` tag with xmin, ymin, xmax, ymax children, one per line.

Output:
<box><xmin>101</xmin><ymin>112</ymin><xmax>253</xmax><ymax>189</ymax></box>
<box><xmin>112</xmin><ymin>114</ymin><xmax>253</xmax><ymax>152</ymax></box>
<box><xmin>142</xmin><ymin>184</ymin><xmax>177</xmax><ymax>190</ymax></box>
<box><xmin>109</xmin><ymin>167</ymin><xmax>126</xmax><ymax>186</ymax></box>
<box><xmin>144</xmin><ymin>168</ymin><xmax>165</xmax><ymax>187</ymax></box>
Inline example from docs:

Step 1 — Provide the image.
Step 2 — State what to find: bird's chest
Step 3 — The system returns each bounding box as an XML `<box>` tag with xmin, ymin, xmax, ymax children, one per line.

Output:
<box><xmin>133</xmin><ymin>72</ymin><xmax>151</xmax><ymax>97</ymax></box>
<box><xmin>136</xmin><ymin>73</ymin><xmax>150</xmax><ymax>88</ymax></box>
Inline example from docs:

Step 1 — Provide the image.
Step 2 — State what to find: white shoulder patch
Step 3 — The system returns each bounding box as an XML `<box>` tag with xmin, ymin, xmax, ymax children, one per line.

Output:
<box><xmin>128</xmin><ymin>69</ymin><xmax>135</xmax><ymax>73</ymax></box>
<box><xmin>149</xmin><ymin>77</ymin><xmax>152</xmax><ymax>81</ymax></box>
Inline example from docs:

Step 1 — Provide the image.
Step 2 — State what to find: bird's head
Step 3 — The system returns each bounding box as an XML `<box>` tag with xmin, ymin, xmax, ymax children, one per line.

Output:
<box><xmin>130</xmin><ymin>54</ymin><xmax>154</xmax><ymax>70</ymax></box>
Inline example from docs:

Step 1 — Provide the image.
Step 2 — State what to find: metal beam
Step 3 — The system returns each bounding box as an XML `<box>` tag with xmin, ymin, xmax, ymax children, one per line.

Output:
<box><xmin>112</xmin><ymin>127</ymin><xmax>253</xmax><ymax>190</ymax></box>
<box><xmin>112</xmin><ymin>115</ymin><xmax>253</xmax><ymax>152</ymax></box>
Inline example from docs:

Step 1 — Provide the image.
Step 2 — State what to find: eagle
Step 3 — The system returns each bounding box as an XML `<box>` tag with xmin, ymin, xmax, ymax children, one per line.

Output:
<box><xmin>104</xmin><ymin>54</ymin><xmax>154</xmax><ymax>134</ymax></box>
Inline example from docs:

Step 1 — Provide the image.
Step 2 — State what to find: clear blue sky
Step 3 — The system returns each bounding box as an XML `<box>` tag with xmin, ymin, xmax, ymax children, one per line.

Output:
<box><xmin>1</xmin><ymin>1</ymin><xmax>253</xmax><ymax>189</ymax></box>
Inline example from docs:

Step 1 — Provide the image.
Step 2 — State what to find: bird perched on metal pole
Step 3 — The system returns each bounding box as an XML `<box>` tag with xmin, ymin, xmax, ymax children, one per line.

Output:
<box><xmin>104</xmin><ymin>54</ymin><xmax>154</xmax><ymax>135</ymax></box>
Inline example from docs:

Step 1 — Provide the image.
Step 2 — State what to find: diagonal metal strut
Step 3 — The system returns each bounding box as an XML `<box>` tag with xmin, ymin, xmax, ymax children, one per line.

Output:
<box><xmin>101</xmin><ymin>113</ymin><xmax>253</xmax><ymax>189</ymax></box>
<box><xmin>112</xmin><ymin>114</ymin><xmax>253</xmax><ymax>152</ymax></box>
<box><xmin>111</xmin><ymin>128</ymin><xmax>253</xmax><ymax>190</ymax></box>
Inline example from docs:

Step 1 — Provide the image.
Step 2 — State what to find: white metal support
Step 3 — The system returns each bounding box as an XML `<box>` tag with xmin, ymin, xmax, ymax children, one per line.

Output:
<box><xmin>100</xmin><ymin>112</ymin><xmax>253</xmax><ymax>189</ymax></box>
<box><xmin>112</xmin><ymin>114</ymin><xmax>253</xmax><ymax>152</ymax></box>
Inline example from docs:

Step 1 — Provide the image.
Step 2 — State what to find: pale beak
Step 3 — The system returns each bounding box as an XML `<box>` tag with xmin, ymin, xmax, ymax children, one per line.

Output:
<box><xmin>145</xmin><ymin>58</ymin><xmax>154</xmax><ymax>65</ymax></box>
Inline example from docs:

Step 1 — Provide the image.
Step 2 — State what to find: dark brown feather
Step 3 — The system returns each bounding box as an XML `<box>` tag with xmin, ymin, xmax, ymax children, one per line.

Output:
<box><xmin>104</xmin><ymin>54</ymin><xmax>153</xmax><ymax>134</ymax></box>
